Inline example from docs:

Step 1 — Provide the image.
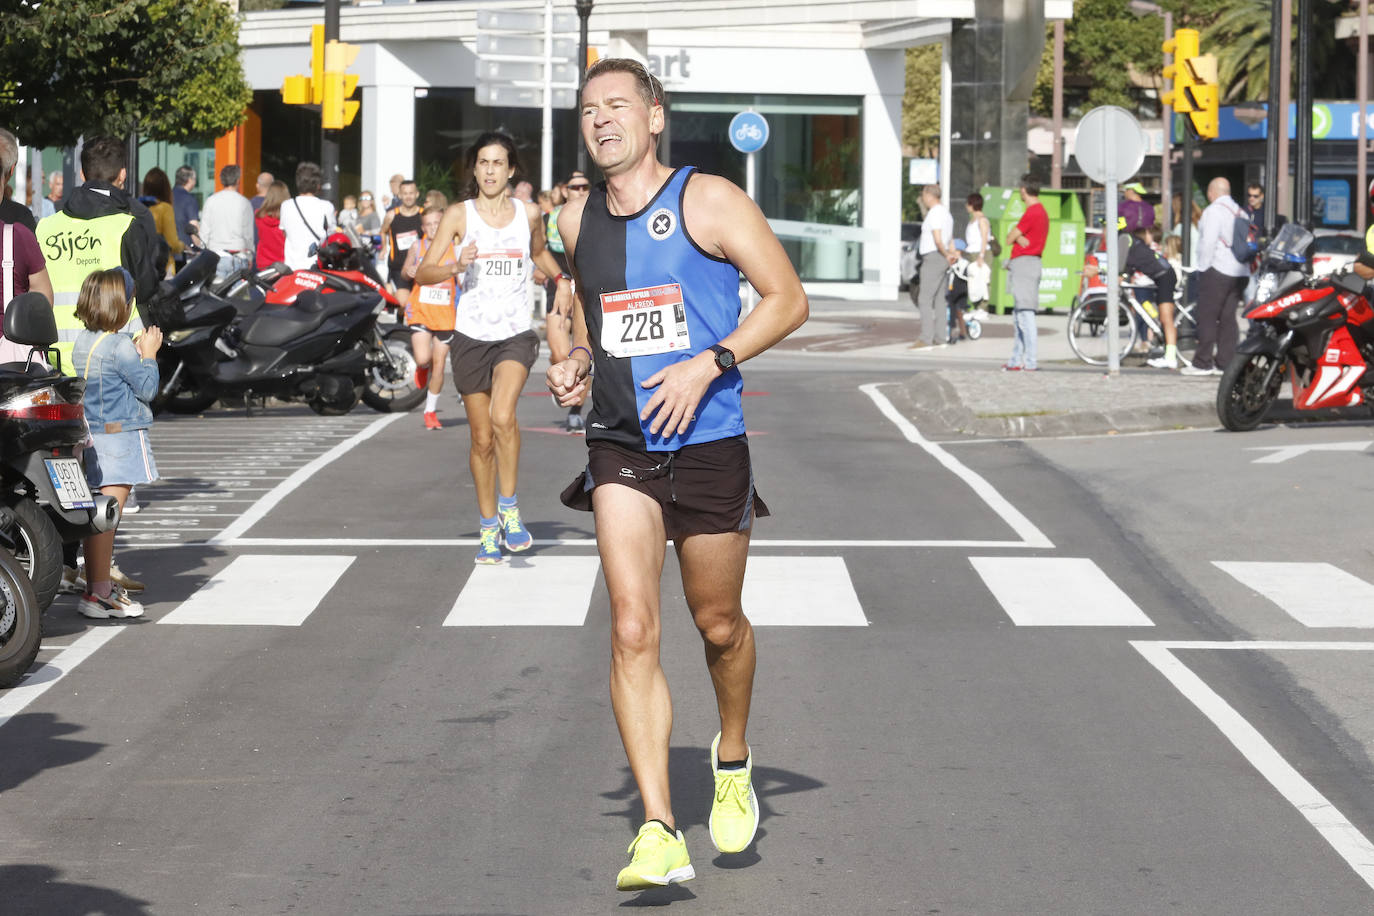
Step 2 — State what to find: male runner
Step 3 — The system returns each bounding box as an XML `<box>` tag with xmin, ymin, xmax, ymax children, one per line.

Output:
<box><xmin>546</xmin><ymin>58</ymin><xmax>809</xmax><ymax>890</ymax></box>
<box><xmin>381</xmin><ymin>179</ymin><xmax>422</xmax><ymax>296</ymax></box>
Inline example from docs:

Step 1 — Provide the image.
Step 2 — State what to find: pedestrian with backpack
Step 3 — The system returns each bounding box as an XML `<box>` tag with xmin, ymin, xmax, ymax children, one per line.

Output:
<box><xmin>1183</xmin><ymin>177</ymin><xmax>1248</xmax><ymax>377</ymax></box>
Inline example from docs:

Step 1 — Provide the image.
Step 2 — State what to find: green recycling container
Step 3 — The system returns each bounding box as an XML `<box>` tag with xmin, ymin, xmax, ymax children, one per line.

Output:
<box><xmin>981</xmin><ymin>186</ymin><xmax>1085</xmax><ymax>314</ymax></box>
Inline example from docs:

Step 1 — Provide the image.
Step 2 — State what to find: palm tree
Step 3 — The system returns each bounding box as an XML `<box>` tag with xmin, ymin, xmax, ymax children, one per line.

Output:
<box><xmin>1200</xmin><ymin>0</ymin><xmax>1353</xmax><ymax>103</ymax></box>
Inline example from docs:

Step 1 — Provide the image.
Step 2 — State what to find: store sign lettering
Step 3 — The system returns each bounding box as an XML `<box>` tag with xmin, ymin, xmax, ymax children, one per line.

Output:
<box><xmin>646</xmin><ymin>50</ymin><xmax>692</xmax><ymax>79</ymax></box>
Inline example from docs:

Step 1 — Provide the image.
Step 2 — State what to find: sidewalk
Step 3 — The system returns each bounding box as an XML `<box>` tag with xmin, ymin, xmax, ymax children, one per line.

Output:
<box><xmin>789</xmin><ymin>299</ymin><xmax>1234</xmax><ymax>439</ymax></box>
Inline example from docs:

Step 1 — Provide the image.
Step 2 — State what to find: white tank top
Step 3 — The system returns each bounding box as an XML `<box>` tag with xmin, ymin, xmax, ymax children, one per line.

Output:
<box><xmin>965</xmin><ymin>215</ymin><xmax>985</xmax><ymax>255</ymax></box>
<box><xmin>456</xmin><ymin>198</ymin><xmax>533</xmax><ymax>341</ymax></box>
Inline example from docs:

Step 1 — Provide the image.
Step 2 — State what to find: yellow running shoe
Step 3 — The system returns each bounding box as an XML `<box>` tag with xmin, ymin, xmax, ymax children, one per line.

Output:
<box><xmin>616</xmin><ymin>821</ymin><xmax>694</xmax><ymax>891</ymax></box>
<box><xmin>709</xmin><ymin>732</ymin><xmax>759</xmax><ymax>853</ymax></box>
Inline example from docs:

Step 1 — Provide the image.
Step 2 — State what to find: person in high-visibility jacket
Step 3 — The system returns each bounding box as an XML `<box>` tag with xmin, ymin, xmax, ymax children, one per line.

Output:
<box><xmin>36</xmin><ymin>135</ymin><xmax>162</xmax><ymax>376</ymax></box>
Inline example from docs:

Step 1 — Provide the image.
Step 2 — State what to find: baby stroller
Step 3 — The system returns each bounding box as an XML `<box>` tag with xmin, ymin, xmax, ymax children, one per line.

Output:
<box><xmin>945</xmin><ymin>258</ymin><xmax>984</xmax><ymax>344</ymax></box>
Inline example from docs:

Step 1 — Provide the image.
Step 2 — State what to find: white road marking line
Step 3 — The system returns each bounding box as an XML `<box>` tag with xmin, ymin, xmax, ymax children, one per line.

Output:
<box><xmin>1132</xmin><ymin>640</ymin><xmax>1374</xmax><ymax>891</ymax></box>
<box><xmin>860</xmin><ymin>383</ymin><xmax>1053</xmax><ymax>548</ymax></box>
<box><xmin>196</xmin><ymin>537</ymin><xmax>1040</xmax><ymax>549</ymax></box>
<box><xmin>443</xmin><ymin>556</ymin><xmax>601</xmax><ymax>626</ymax></box>
<box><xmin>969</xmin><ymin>556</ymin><xmax>1154</xmax><ymax>626</ymax></box>
<box><xmin>0</xmin><ymin>628</ymin><xmax>125</xmax><ymax>728</ymax></box>
<box><xmin>159</xmin><ymin>554</ymin><xmax>355</xmax><ymax>625</ymax></box>
<box><xmin>1246</xmin><ymin>441</ymin><xmax>1371</xmax><ymax>464</ymax></box>
<box><xmin>941</xmin><ymin>426</ymin><xmax>1212</xmax><ymax>445</ymax></box>
<box><xmin>209</xmin><ymin>413</ymin><xmax>406</xmax><ymax>544</ymax></box>
<box><xmin>742</xmin><ymin>557</ymin><xmax>867</xmax><ymax>626</ymax></box>
<box><xmin>1214</xmin><ymin>561</ymin><xmax>1374</xmax><ymax>627</ymax></box>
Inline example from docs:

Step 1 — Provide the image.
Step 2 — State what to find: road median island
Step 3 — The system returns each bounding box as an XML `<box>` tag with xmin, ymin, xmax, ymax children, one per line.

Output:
<box><xmin>890</xmin><ymin>368</ymin><xmax>1222</xmax><ymax>439</ymax></box>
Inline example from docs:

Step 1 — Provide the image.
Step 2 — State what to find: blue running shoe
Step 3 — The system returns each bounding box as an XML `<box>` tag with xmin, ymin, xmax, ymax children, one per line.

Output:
<box><xmin>499</xmin><ymin>504</ymin><xmax>533</xmax><ymax>551</ymax></box>
<box><xmin>475</xmin><ymin>524</ymin><xmax>502</xmax><ymax>565</ymax></box>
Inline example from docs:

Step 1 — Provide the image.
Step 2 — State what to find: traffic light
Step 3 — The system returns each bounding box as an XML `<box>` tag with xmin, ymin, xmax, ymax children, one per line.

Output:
<box><xmin>1161</xmin><ymin>28</ymin><xmax>1199</xmax><ymax>113</ymax></box>
<box><xmin>280</xmin><ymin>25</ymin><xmax>326</xmax><ymax>106</ymax></box>
<box><xmin>322</xmin><ymin>39</ymin><xmax>361</xmax><ymax>130</ymax></box>
<box><xmin>1184</xmin><ymin>54</ymin><xmax>1220</xmax><ymax>140</ymax></box>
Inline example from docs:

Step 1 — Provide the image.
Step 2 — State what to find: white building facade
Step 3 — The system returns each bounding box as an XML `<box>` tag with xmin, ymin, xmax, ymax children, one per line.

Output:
<box><xmin>239</xmin><ymin>1</ymin><xmax>1072</xmax><ymax>300</ymax></box>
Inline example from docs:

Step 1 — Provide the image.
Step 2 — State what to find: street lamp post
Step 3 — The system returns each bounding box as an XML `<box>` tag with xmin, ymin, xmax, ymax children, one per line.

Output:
<box><xmin>575</xmin><ymin>0</ymin><xmax>592</xmax><ymax>173</ymax></box>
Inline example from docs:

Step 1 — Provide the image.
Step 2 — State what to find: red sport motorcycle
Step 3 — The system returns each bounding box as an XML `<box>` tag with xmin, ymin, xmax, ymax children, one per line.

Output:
<box><xmin>1217</xmin><ymin>223</ymin><xmax>1374</xmax><ymax>431</ymax></box>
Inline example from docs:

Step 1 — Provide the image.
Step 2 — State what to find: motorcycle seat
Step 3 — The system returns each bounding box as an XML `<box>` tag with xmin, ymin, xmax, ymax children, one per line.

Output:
<box><xmin>239</xmin><ymin>292</ymin><xmax>359</xmax><ymax>347</ymax></box>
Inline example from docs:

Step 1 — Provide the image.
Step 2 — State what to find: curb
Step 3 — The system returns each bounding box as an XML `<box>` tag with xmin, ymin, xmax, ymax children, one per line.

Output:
<box><xmin>892</xmin><ymin>370</ymin><xmax>1220</xmax><ymax>439</ymax></box>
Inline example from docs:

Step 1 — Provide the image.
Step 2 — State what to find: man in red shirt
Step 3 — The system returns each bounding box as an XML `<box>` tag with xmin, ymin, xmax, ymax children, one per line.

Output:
<box><xmin>1003</xmin><ymin>174</ymin><xmax>1048</xmax><ymax>371</ymax></box>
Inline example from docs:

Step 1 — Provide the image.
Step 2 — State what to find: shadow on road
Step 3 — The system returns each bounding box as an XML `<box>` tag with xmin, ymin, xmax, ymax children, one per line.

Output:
<box><xmin>599</xmin><ymin>744</ymin><xmax>825</xmax><ymax>837</ymax></box>
<box><xmin>1</xmin><ymin>864</ymin><xmax>152</xmax><ymax>915</ymax></box>
<box><xmin>0</xmin><ymin>713</ymin><xmax>104</xmax><ymax>794</ymax></box>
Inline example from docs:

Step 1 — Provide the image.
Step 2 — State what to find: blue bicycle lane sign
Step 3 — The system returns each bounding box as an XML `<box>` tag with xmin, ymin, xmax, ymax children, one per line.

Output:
<box><xmin>729</xmin><ymin>111</ymin><xmax>770</xmax><ymax>154</ymax></box>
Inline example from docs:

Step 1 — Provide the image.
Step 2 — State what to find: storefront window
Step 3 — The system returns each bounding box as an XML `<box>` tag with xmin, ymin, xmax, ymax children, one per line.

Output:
<box><xmin>413</xmin><ymin>89</ymin><xmax>582</xmax><ymax>197</ymax></box>
<box><xmin>670</xmin><ymin>93</ymin><xmax>862</xmax><ymax>282</ymax></box>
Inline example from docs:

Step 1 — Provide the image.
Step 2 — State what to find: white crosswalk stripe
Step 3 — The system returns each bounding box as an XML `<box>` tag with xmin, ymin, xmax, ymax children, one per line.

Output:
<box><xmin>444</xmin><ymin>556</ymin><xmax>601</xmax><ymax>626</ymax></box>
<box><xmin>159</xmin><ymin>555</ymin><xmax>355</xmax><ymax>625</ymax></box>
<box><xmin>970</xmin><ymin>556</ymin><xmax>1155</xmax><ymax>627</ymax></box>
<box><xmin>742</xmin><ymin>557</ymin><xmax>868</xmax><ymax>626</ymax></box>
<box><xmin>1214</xmin><ymin>561</ymin><xmax>1374</xmax><ymax>628</ymax></box>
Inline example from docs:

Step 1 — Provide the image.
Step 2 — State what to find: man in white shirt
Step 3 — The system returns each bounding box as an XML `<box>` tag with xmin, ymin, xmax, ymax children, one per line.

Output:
<box><xmin>910</xmin><ymin>184</ymin><xmax>958</xmax><ymax>349</ymax></box>
<box><xmin>199</xmin><ymin>164</ymin><xmax>256</xmax><ymax>280</ymax></box>
<box><xmin>279</xmin><ymin>161</ymin><xmax>336</xmax><ymax>270</ymax></box>
<box><xmin>1183</xmin><ymin>176</ymin><xmax>1249</xmax><ymax>376</ymax></box>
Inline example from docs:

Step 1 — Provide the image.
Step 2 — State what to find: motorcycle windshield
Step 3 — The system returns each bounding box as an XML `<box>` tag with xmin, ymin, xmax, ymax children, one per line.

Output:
<box><xmin>1268</xmin><ymin>222</ymin><xmax>1315</xmax><ymax>260</ymax></box>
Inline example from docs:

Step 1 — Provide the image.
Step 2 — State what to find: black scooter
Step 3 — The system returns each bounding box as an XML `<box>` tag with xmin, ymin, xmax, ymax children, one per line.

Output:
<box><xmin>0</xmin><ymin>509</ymin><xmax>41</xmax><ymax>687</ymax></box>
<box><xmin>0</xmin><ymin>292</ymin><xmax>121</xmax><ymax>609</ymax></box>
<box><xmin>150</xmin><ymin>251</ymin><xmax>422</xmax><ymax>415</ymax></box>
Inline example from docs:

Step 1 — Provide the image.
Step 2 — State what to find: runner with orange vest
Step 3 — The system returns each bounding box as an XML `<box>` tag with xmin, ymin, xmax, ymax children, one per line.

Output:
<box><xmin>401</xmin><ymin>206</ymin><xmax>474</xmax><ymax>430</ymax></box>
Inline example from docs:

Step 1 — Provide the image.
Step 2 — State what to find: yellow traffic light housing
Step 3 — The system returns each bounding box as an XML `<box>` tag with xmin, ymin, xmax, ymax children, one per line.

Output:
<box><xmin>282</xmin><ymin>75</ymin><xmax>311</xmax><ymax>106</ymax></box>
<box><xmin>281</xmin><ymin>25</ymin><xmax>327</xmax><ymax>107</ymax></box>
<box><xmin>1161</xmin><ymin>28</ymin><xmax>1199</xmax><ymax>113</ymax></box>
<box><xmin>322</xmin><ymin>39</ymin><xmax>361</xmax><ymax>130</ymax></box>
<box><xmin>1184</xmin><ymin>53</ymin><xmax>1220</xmax><ymax>140</ymax></box>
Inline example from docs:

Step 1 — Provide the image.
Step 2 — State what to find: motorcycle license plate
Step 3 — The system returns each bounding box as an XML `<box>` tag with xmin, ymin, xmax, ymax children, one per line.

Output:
<box><xmin>45</xmin><ymin>458</ymin><xmax>95</xmax><ymax>510</ymax></box>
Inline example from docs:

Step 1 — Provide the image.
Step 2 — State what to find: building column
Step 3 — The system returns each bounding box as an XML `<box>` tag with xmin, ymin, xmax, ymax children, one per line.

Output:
<box><xmin>361</xmin><ymin>83</ymin><xmax>415</xmax><ymax>203</ymax></box>
<box><xmin>862</xmin><ymin>51</ymin><xmax>904</xmax><ymax>294</ymax></box>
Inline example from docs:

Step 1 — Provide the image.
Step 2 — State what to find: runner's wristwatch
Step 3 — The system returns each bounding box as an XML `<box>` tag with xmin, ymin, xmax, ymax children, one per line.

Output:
<box><xmin>709</xmin><ymin>344</ymin><xmax>736</xmax><ymax>372</ymax></box>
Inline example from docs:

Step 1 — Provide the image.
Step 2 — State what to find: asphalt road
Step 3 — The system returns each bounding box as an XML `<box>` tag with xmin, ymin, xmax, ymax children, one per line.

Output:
<box><xmin>4</xmin><ymin>354</ymin><xmax>1374</xmax><ymax>915</ymax></box>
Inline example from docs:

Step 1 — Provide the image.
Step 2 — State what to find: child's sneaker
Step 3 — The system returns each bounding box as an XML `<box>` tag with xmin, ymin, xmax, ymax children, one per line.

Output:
<box><xmin>110</xmin><ymin>564</ymin><xmax>146</xmax><ymax>593</ymax></box>
<box><xmin>79</xmin><ymin>586</ymin><xmax>144</xmax><ymax>620</ymax></box>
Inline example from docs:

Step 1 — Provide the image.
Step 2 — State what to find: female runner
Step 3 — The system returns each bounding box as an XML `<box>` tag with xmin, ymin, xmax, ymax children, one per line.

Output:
<box><xmin>414</xmin><ymin>131</ymin><xmax>572</xmax><ymax>563</ymax></box>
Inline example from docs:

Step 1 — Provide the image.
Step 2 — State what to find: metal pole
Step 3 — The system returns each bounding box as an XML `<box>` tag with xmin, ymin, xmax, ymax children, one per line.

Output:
<box><xmin>1294</xmin><ymin>0</ymin><xmax>1313</xmax><ymax>226</ymax></box>
<box><xmin>575</xmin><ymin>0</ymin><xmax>593</xmax><ymax>174</ymax></box>
<box><xmin>1278</xmin><ymin>0</ymin><xmax>1292</xmax><ymax>221</ymax></box>
<box><xmin>540</xmin><ymin>0</ymin><xmax>554</xmax><ymax>190</ymax></box>
<box><xmin>125</xmin><ymin>132</ymin><xmax>139</xmax><ymax>196</ymax></box>
<box><xmin>320</xmin><ymin>0</ymin><xmax>341</xmax><ymax>205</ymax></box>
<box><xmin>1360</xmin><ymin>0</ymin><xmax>1369</xmax><ymax>235</ymax></box>
<box><xmin>1106</xmin><ymin>180</ymin><xmax>1120</xmax><ymax>376</ymax></box>
<box><xmin>1265</xmin><ymin>0</ymin><xmax>1282</xmax><ymax>234</ymax></box>
<box><xmin>1051</xmin><ymin>20</ymin><xmax>1064</xmax><ymax>188</ymax></box>
<box><xmin>1160</xmin><ymin>12</ymin><xmax>1171</xmax><ymax>232</ymax></box>
<box><xmin>1181</xmin><ymin>128</ymin><xmax>1194</xmax><ymax>268</ymax></box>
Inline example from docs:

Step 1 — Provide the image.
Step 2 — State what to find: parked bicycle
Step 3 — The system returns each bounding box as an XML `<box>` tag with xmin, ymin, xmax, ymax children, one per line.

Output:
<box><xmin>1067</xmin><ymin>272</ymin><xmax>1197</xmax><ymax>366</ymax></box>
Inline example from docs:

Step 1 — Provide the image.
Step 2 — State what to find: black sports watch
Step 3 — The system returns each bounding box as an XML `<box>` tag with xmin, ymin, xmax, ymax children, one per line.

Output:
<box><xmin>708</xmin><ymin>344</ymin><xmax>736</xmax><ymax>372</ymax></box>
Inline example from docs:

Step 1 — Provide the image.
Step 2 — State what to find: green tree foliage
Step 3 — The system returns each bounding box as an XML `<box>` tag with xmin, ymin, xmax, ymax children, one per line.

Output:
<box><xmin>1195</xmin><ymin>0</ymin><xmax>1352</xmax><ymax>103</ymax></box>
<box><xmin>1031</xmin><ymin>0</ymin><xmax>1165</xmax><ymax>118</ymax></box>
<box><xmin>903</xmin><ymin>44</ymin><xmax>942</xmax><ymax>157</ymax></box>
<box><xmin>0</xmin><ymin>0</ymin><xmax>253</xmax><ymax>148</ymax></box>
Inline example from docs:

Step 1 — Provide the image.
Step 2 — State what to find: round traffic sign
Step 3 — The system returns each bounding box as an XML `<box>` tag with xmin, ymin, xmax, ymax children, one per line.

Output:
<box><xmin>1073</xmin><ymin>106</ymin><xmax>1146</xmax><ymax>184</ymax></box>
<box><xmin>729</xmin><ymin>111</ymin><xmax>770</xmax><ymax>154</ymax></box>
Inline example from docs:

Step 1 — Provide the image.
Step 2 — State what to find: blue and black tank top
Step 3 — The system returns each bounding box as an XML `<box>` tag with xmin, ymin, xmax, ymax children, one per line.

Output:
<box><xmin>573</xmin><ymin>166</ymin><xmax>744</xmax><ymax>452</ymax></box>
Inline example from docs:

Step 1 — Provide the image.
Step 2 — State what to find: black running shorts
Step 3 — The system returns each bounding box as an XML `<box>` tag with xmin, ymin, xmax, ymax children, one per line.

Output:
<box><xmin>560</xmin><ymin>434</ymin><xmax>769</xmax><ymax>540</ymax></box>
<box><xmin>449</xmin><ymin>330</ymin><xmax>539</xmax><ymax>395</ymax></box>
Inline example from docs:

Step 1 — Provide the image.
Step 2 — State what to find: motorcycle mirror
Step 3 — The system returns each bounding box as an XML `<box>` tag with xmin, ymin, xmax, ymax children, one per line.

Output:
<box><xmin>308</xmin><ymin>243</ymin><xmax>319</xmax><ymax>258</ymax></box>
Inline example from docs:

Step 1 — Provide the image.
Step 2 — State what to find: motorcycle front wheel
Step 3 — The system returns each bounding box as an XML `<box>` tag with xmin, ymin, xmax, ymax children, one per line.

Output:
<box><xmin>0</xmin><ymin>546</ymin><xmax>42</xmax><ymax>688</ymax></box>
<box><xmin>361</xmin><ymin>329</ymin><xmax>426</xmax><ymax>413</ymax></box>
<box><xmin>1217</xmin><ymin>351</ymin><xmax>1285</xmax><ymax>431</ymax></box>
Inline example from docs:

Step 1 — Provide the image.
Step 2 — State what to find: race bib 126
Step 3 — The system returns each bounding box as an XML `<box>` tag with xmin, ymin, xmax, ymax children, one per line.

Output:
<box><xmin>599</xmin><ymin>283</ymin><xmax>691</xmax><ymax>358</ymax></box>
